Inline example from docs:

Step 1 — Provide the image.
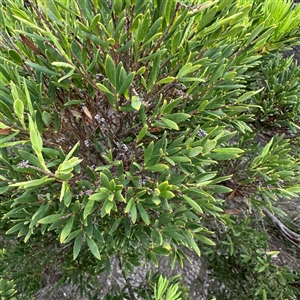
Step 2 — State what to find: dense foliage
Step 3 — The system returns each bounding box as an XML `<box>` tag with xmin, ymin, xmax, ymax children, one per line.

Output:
<box><xmin>1</xmin><ymin>0</ymin><xmax>300</xmax><ymax>299</ymax></box>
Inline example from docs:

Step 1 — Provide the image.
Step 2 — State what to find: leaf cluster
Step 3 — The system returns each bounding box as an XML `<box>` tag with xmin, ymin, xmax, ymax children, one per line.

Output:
<box><xmin>0</xmin><ymin>0</ymin><xmax>300</xmax><ymax>298</ymax></box>
<box><xmin>205</xmin><ymin>217</ymin><xmax>300</xmax><ymax>299</ymax></box>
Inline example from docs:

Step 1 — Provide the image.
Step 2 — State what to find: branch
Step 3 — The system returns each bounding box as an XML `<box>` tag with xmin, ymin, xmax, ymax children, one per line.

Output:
<box><xmin>262</xmin><ymin>206</ymin><xmax>300</xmax><ymax>248</ymax></box>
<box><xmin>117</xmin><ymin>254</ymin><xmax>137</xmax><ymax>300</ymax></box>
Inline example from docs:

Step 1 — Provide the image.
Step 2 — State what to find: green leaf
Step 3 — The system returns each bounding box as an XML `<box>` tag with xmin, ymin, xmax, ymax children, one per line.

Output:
<box><xmin>89</xmin><ymin>188</ymin><xmax>110</xmax><ymax>201</ymax></box>
<box><xmin>86</xmin><ymin>236</ymin><xmax>101</xmax><ymax>260</ymax></box>
<box><xmin>113</xmin><ymin>0</ymin><xmax>123</xmax><ymax>16</ymax></box>
<box><xmin>152</xmin><ymin>247</ymin><xmax>170</xmax><ymax>255</ymax></box>
<box><xmin>210</xmin><ymin>63</ymin><xmax>225</xmax><ymax>83</ymax></box>
<box><xmin>197</xmin><ymin>234</ymin><xmax>216</xmax><ymax>246</ymax></box>
<box><xmin>156</xmin><ymin>275</ymin><xmax>168</xmax><ymax>298</ymax></box>
<box><xmin>6</xmin><ymin>222</ymin><xmax>25</xmax><ymax>235</ymax></box>
<box><xmin>64</xmin><ymin>100</ymin><xmax>85</xmax><ymax>107</ymax></box>
<box><xmin>8</xmin><ymin>49</ymin><xmax>22</xmax><ymax>64</ymax></box>
<box><xmin>163</xmin><ymin>227</ymin><xmax>183</xmax><ymax>240</ymax></box>
<box><xmin>63</xmin><ymin>229</ymin><xmax>81</xmax><ymax>244</ymax></box>
<box><xmin>58</xmin><ymin>68</ymin><xmax>75</xmax><ymax>83</ymax></box>
<box><xmin>26</xmin><ymin>62</ymin><xmax>59</xmax><ymax>76</ymax></box>
<box><xmin>164</xmin><ymin>113</ymin><xmax>190</xmax><ymax>123</ymax></box>
<box><xmin>0</xmin><ymin>100</ymin><xmax>16</xmax><ymax>122</ymax></box>
<box><xmin>125</xmin><ymin>198</ymin><xmax>134</xmax><ymax>213</ymax></box>
<box><xmin>105</xmin><ymin>54</ymin><xmax>116</xmax><ymax>86</ymax></box>
<box><xmin>236</xmin><ymin>88</ymin><xmax>263</xmax><ymax>104</ymax></box>
<box><xmin>0</xmin><ymin>186</ymin><xmax>10</xmax><ymax>195</ymax></box>
<box><xmin>96</xmin><ymin>83</ymin><xmax>114</xmax><ymax>95</ymax></box>
<box><xmin>168</xmin><ymin>156</ymin><xmax>190</xmax><ymax>163</ymax></box>
<box><xmin>203</xmin><ymin>13</ymin><xmax>243</xmax><ymax>35</ymax></box>
<box><xmin>0</xmin><ymin>132</ymin><xmax>19</xmax><ymax>147</ymax></box>
<box><xmin>101</xmin><ymin>199</ymin><xmax>114</xmax><ymax>217</ymax></box>
<box><xmin>0</xmin><ymin>62</ymin><xmax>11</xmax><ymax>82</ymax></box>
<box><xmin>55</xmin><ymin>172</ymin><xmax>73</xmax><ymax>181</ymax></box>
<box><xmin>137</xmin><ymin>9</ymin><xmax>150</xmax><ymax>41</ymax></box>
<box><xmin>45</xmin><ymin>0</ymin><xmax>62</xmax><ymax>20</ymax></box>
<box><xmin>146</xmin><ymin>164</ymin><xmax>169</xmax><ymax>172</ymax></box>
<box><xmin>144</xmin><ymin>141</ymin><xmax>154</xmax><ymax>165</ymax></box>
<box><xmin>144</xmin><ymin>16</ymin><xmax>163</xmax><ymax>42</ymax></box>
<box><xmin>157</xmin><ymin>76</ymin><xmax>175</xmax><ymax>84</ymax></box>
<box><xmin>57</xmin><ymin>157</ymin><xmax>82</xmax><ymax>173</ymax></box>
<box><xmin>136</xmin><ymin>125</ymin><xmax>148</xmax><ymax>143</ymax></box>
<box><xmin>9</xmin><ymin>177</ymin><xmax>55</xmax><ymax>189</ymax></box>
<box><xmin>130</xmin><ymin>201</ymin><xmax>137</xmax><ymax>223</ymax></box>
<box><xmin>161</xmin><ymin>117</ymin><xmax>179</xmax><ymax>130</ymax></box>
<box><xmin>65</xmin><ymin>141</ymin><xmax>80</xmax><ymax>160</ymax></box>
<box><xmin>176</xmin><ymin>63</ymin><xmax>193</xmax><ymax>78</ymax></box>
<box><xmin>84</xmin><ymin>31</ymin><xmax>109</xmax><ymax>47</ymax></box>
<box><xmin>100</xmin><ymin>173</ymin><xmax>110</xmax><ymax>189</ymax></box>
<box><xmin>211</xmin><ymin>185</ymin><xmax>232</xmax><ymax>193</ymax></box>
<box><xmin>183</xmin><ymin>195</ymin><xmax>203</xmax><ymax>213</ymax></box>
<box><xmin>109</xmin><ymin>217</ymin><xmax>122</xmax><ymax>234</ymax></box>
<box><xmin>162</xmin><ymin>98</ymin><xmax>183</xmax><ymax>114</ymax></box>
<box><xmin>171</xmin><ymin>30</ymin><xmax>181</xmax><ymax>54</ymax></box>
<box><xmin>51</xmin><ymin>62</ymin><xmax>75</xmax><ymax>68</ymax></box>
<box><xmin>253</xmin><ymin>26</ymin><xmax>274</xmax><ymax>45</ymax></box>
<box><xmin>114</xmin><ymin>189</ymin><xmax>125</xmax><ymax>202</ymax></box>
<box><xmin>13</xmin><ymin>99</ymin><xmax>24</xmax><ymax>121</ymax></box>
<box><xmin>31</xmin><ymin>203</ymin><xmax>50</xmax><ymax>231</ymax></box>
<box><xmin>209</xmin><ymin>148</ymin><xmax>244</xmax><ymax>160</ymax></box>
<box><xmin>12</xmin><ymin>12</ymin><xmax>46</xmax><ymax>32</ymax></box>
<box><xmin>178</xmin><ymin>77</ymin><xmax>205</xmax><ymax>83</ymax></box>
<box><xmin>60</xmin><ymin>181</ymin><xmax>72</xmax><ymax>207</ymax></box>
<box><xmin>89</xmin><ymin>13</ymin><xmax>101</xmax><ymax>29</ymax></box>
<box><xmin>202</xmin><ymin>140</ymin><xmax>217</xmax><ymax>154</ymax></box>
<box><xmin>286</xmin><ymin>187</ymin><xmax>300</xmax><ymax>194</ymax></box>
<box><xmin>137</xmin><ymin>203</ymin><xmax>150</xmax><ymax>225</ymax></box>
<box><xmin>261</xmin><ymin>138</ymin><xmax>273</xmax><ymax>158</ymax></box>
<box><xmin>188</xmin><ymin>234</ymin><xmax>201</xmax><ymax>257</ymax></box>
<box><xmin>188</xmin><ymin>147</ymin><xmax>202</xmax><ymax>158</ymax></box>
<box><xmin>159</xmin><ymin>190</ymin><xmax>175</xmax><ymax>199</ymax></box>
<box><xmin>117</xmin><ymin>40</ymin><xmax>133</xmax><ymax>53</ymax></box>
<box><xmin>30</xmin><ymin>127</ymin><xmax>43</xmax><ymax>154</ymax></box>
<box><xmin>83</xmin><ymin>199</ymin><xmax>95</xmax><ymax>219</ymax></box>
<box><xmin>38</xmin><ymin>214</ymin><xmax>62</xmax><ymax>224</ymax></box>
<box><xmin>131</xmin><ymin>95</ymin><xmax>142</xmax><ymax>110</ymax></box>
<box><xmin>42</xmin><ymin>111</ymin><xmax>52</xmax><ymax>126</ymax></box>
<box><xmin>60</xmin><ymin>216</ymin><xmax>74</xmax><ymax>243</ymax></box>
<box><xmin>118</xmin><ymin>72</ymin><xmax>135</xmax><ymax>95</ymax></box>
<box><xmin>148</xmin><ymin>53</ymin><xmax>161</xmax><ymax>90</ymax></box>
<box><xmin>246</xmin><ymin>23</ymin><xmax>264</xmax><ymax>45</ymax></box>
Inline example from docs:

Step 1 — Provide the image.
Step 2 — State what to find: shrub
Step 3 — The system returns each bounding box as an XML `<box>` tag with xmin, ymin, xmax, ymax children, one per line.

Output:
<box><xmin>0</xmin><ymin>0</ymin><xmax>300</xmax><ymax>298</ymax></box>
<box><xmin>204</xmin><ymin>217</ymin><xmax>300</xmax><ymax>299</ymax></box>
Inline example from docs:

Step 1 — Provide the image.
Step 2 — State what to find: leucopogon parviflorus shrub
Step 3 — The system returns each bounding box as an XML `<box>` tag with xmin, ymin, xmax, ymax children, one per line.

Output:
<box><xmin>1</xmin><ymin>0</ymin><xmax>300</xmax><ymax>299</ymax></box>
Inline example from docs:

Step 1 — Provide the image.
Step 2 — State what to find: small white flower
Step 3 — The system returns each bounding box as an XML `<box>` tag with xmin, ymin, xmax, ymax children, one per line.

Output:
<box><xmin>197</xmin><ymin>128</ymin><xmax>207</xmax><ymax>138</ymax></box>
<box><xmin>94</xmin><ymin>114</ymin><xmax>101</xmax><ymax>121</ymax></box>
<box><xmin>121</xmin><ymin>144</ymin><xmax>129</xmax><ymax>151</ymax></box>
<box><xmin>139</xmin><ymin>179</ymin><xmax>146</xmax><ymax>186</ymax></box>
<box><xmin>99</xmin><ymin>117</ymin><xmax>106</xmax><ymax>125</ymax></box>
<box><xmin>85</xmin><ymin>189</ymin><xmax>93</xmax><ymax>196</ymax></box>
<box><xmin>56</xmin><ymin>137</ymin><xmax>65</xmax><ymax>143</ymax></box>
<box><xmin>96</xmin><ymin>73</ymin><xmax>104</xmax><ymax>81</ymax></box>
<box><xmin>17</xmin><ymin>160</ymin><xmax>29</xmax><ymax>168</ymax></box>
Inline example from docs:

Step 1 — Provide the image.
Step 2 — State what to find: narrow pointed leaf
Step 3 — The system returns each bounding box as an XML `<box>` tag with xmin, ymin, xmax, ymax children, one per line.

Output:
<box><xmin>60</xmin><ymin>216</ymin><xmax>74</xmax><ymax>243</ymax></box>
<box><xmin>137</xmin><ymin>203</ymin><xmax>150</xmax><ymax>225</ymax></box>
<box><xmin>73</xmin><ymin>231</ymin><xmax>83</xmax><ymax>260</ymax></box>
<box><xmin>86</xmin><ymin>236</ymin><xmax>101</xmax><ymax>260</ymax></box>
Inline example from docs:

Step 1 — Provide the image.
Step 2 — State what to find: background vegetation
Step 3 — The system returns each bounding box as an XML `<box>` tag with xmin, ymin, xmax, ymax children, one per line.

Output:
<box><xmin>1</xmin><ymin>0</ymin><xmax>300</xmax><ymax>299</ymax></box>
